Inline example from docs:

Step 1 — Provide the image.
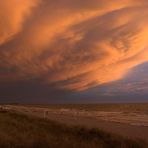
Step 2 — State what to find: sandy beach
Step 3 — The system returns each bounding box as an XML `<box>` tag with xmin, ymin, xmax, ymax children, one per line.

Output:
<box><xmin>2</xmin><ymin>105</ymin><xmax>148</xmax><ymax>143</ymax></box>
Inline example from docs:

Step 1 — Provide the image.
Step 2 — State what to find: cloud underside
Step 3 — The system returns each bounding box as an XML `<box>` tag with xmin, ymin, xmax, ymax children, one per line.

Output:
<box><xmin>0</xmin><ymin>0</ymin><xmax>148</xmax><ymax>90</ymax></box>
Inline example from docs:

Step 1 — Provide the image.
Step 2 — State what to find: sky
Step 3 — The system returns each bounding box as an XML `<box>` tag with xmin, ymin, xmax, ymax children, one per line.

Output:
<box><xmin>0</xmin><ymin>0</ymin><xmax>148</xmax><ymax>103</ymax></box>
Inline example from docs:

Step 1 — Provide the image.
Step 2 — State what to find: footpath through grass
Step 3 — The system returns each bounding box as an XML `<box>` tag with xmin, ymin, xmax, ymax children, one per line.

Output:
<box><xmin>0</xmin><ymin>110</ymin><xmax>147</xmax><ymax>148</ymax></box>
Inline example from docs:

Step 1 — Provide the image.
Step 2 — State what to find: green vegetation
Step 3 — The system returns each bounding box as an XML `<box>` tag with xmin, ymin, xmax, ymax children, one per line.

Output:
<box><xmin>0</xmin><ymin>110</ymin><xmax>147</xmax><ymax>148</ymax></box>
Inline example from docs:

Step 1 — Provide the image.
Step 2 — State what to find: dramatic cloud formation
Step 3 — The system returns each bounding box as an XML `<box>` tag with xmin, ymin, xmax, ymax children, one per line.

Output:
<box><xmin>0</xmin><ymin>0</ymin><xmax>148</xmax><ymax>91</ymax></box>
<box><xmin>0</xmin><ymin>0</ymin><xmax>39</xmax><ymax>45</ymax></box>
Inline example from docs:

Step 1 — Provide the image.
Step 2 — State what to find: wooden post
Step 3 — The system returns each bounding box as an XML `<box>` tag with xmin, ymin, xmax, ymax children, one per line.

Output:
<box><xmin>44</xmin><ymin>110</ymin><xmax>48</xmax><ymax>119</ymax></box>
<box><xmin>44</xmin><ymin>110</ymin><xmax>46</xmax><ymax>119</ymax></box>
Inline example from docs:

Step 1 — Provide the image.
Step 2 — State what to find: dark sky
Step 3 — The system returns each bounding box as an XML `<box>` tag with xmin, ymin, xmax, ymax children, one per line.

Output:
<box><xmin>0</xmin><ymin>0</ymin><xmax>148</xmax><ymax>103</ymax></box>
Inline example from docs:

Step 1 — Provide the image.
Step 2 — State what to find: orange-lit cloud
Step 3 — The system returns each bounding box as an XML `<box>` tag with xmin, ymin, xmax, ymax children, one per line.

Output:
<box><xmin>0</xmin><ymin>0</ymin><xmax>39</xmax><ymax>45</ymax></box>
<box><xmin>0</xmin><ymin>0</ymin><xmax>148</xmax><ymax>90</ymax></box>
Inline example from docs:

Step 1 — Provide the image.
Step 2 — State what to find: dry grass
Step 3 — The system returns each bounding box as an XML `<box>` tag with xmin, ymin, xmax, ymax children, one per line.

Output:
<box><xmin>0</xmin><ymin>110</ymin><xmax>147</xmax><ymax>148</ymax></box>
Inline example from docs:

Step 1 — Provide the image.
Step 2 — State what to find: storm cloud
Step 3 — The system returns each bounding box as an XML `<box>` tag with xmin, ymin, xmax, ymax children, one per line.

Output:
<box><xmin>0</xmin><ymin>0</ymin><xmax>148</xmax><ymax>91</ymax></box>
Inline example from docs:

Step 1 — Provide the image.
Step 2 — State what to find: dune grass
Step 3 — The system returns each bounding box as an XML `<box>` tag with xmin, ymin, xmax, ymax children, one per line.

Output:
<box><xmin>0</xmin><ymin>110</ymin><xmax>147</xmax><ymax>148</ymax></box>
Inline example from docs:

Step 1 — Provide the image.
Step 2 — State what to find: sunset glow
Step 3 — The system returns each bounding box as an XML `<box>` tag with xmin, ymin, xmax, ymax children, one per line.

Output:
<box><xmin>0</xmin><ymin>0</ymin><xmax>148</xmax><ymax>102</ymax></box>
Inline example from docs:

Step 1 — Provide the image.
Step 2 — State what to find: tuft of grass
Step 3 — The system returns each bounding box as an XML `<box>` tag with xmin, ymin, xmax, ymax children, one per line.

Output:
<box><xmin>0</xmin><ymin>110</ymin><xmax>147</xmax><ymax>148</ymax></box>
